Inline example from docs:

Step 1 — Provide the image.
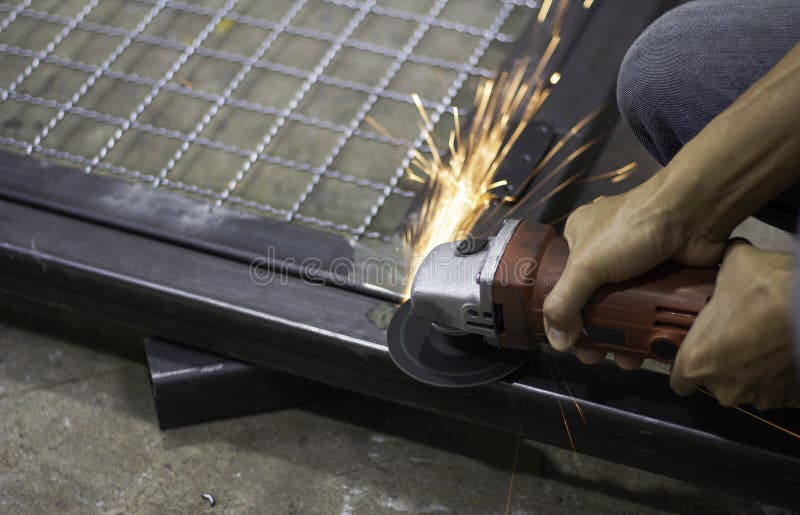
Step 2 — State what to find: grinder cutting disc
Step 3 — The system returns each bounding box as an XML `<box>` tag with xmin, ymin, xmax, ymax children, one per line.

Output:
<box><xmin>387</xmin><ymin>301</ymin><xmax>531</xmax><ymax>388</ymax></box>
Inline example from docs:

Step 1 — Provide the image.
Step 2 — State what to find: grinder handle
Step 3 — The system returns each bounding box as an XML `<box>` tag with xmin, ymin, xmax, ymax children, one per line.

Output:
<box><xmin>534</xmin><ymin>236</ymin><xmax>717</xmax><ymax>363</ymax></box>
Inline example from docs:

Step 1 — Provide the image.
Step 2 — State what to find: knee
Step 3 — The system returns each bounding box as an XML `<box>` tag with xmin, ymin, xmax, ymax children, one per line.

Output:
<box><xmin>616</xmin><ymin>2</ymin><xmax>724</xmax><ymax>163</ymax></box>
<box><xmin>616</xmin><ymin>14</ymin><xmax>678</xmax><ymax>129</ymax></box>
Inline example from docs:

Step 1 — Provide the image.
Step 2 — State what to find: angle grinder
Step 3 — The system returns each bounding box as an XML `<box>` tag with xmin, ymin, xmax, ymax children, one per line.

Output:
<box><xmin>387</xmin><ymin>219</ymin><xmax>717</xmax><ymax>387</ymax></box>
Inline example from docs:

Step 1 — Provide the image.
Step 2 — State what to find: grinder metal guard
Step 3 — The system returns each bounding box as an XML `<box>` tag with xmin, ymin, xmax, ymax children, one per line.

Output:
<box><xmin>388</xmin><ymin>219</ymin><xmax>717</xmax><ymax>387</ymax></box>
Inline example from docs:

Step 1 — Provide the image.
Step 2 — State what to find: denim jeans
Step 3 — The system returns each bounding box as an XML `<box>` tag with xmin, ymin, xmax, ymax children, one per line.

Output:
<box><xmin>616</xmin><ymin>0</ymin><xmax>800</xmax><ymax>231</ymax></box>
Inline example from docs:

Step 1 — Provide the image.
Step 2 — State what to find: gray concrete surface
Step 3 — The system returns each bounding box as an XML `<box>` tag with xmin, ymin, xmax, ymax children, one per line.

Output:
<box><xmin>0</xmin><ymin>309</ymin><xmax>776</xmax><ymax>514</ymax></box>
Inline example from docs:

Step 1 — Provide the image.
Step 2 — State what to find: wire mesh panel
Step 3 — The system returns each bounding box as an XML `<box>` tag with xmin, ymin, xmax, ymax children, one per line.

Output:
<box><xmin>0</xmin><ymin>0</ymin><xmax>538</xmax><ymax>249</ymax></box>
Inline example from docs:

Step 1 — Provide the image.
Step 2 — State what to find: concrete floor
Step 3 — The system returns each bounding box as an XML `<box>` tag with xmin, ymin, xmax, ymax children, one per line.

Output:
<box><xmin>0</xmin><ymin>307</ymin><xmax>778</xmax><ymax>514</ymax></box>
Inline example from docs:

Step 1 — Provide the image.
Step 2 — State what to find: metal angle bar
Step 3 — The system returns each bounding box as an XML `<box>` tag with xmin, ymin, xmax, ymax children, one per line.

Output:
<box><xmin>286</xmin><ymin>0</ymin><xmax>450</xmax><ymax>220</ymax></box>
<box><xmin>0</xmin><ymin>200</ymin><xmax>798</xmax><ymax>508</ymax></box>
<box><xmin>216</xmin><ymin>0</ymin><xmax>377</xmax><ymax>203</ymax></box>
<box><xmin>152</xmin><ymin>0</ymin><xmax>309</xmax><ymax>187</ymax></box>
<box><xmin>0</xmin><ymin>0</ymin><xmax>99</xmax><ymax>104</ymax></box>
<box><xmin>352</xmin><ymin>1</ymin><xmax>516</xmax><ymax>239</ymax></box>
<box><xmin>0</xmin><ymin>3</ymin><xmax>458</xmax><ymax>115</ymax></box>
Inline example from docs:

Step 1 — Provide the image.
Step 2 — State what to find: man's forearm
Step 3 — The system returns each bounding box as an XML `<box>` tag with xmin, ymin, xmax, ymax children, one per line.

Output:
<box><xmin>646</xmin><ymin>42</ymin><xmax>800</xmax><ymax>242</ymax></box>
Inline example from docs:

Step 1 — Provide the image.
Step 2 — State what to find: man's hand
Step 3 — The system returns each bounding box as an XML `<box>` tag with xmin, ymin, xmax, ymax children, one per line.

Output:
<box><xmin>671</xmin><ymin>242</ymin><xmax>800</xmax><ymax>410</ymax></box>
<box><xmin>542</xmin><ymin>177</ymin><xmax>726</xmax><ymax>369</ymax></box>
<box><xmin>543</xmin><ymin>44</ymin><xmax>800</xmax><ymax>408</ymax></box>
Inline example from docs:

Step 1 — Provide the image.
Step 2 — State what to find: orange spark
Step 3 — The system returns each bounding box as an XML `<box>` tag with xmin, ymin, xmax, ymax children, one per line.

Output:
<box><xmin>401</xmin><ymin>58</ymin><xmax>554</xmax><ymax>296</ymax></box>
<box><xmin>505</xmin><ymin>402</ymin><xmax>527</xmax><ymax>515</ymax></box>
<box><xmin>698</xmin><ymin>388</ymin><xmax>800</xmax><ymax>440</ymax></box>
<box><xmin>538</xmin><ymin>0</ymin><xmax>553</xmax><ymax>22</ymax></box>
<box><xmin>558</xmin><ymin>401</ymin><xmax>576</xmax><ymax>451</ymax></box>
<box><xmin>556</xmin><ymin>367</ymin><xmax>587</xmax><ymax>422</ymax></box>
<box><xmin>400</xmin><ymin>0</ymin><xmax>573</xmax><ymax>295</ymax></box>
<box><xmin>576</xmin><ymin>161</ymin><xmax>637</xmax><ymax>184</ymax></box>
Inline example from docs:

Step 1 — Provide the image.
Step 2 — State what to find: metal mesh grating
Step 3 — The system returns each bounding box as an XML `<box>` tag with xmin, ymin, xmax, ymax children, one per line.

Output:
<box><xmin>0</xmin><ymin>0</ymin><xmax>538</xmax><ymax>241</ymax></box>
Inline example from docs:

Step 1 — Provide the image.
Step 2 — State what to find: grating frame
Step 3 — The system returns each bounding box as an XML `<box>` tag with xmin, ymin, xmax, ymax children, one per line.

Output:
<box><xmin>0</xmin><ymin>0</ymin><xmax>539</xmax><ymax>242</ymax></box>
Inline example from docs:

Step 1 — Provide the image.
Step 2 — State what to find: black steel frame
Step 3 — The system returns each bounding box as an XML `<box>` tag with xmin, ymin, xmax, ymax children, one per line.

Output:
<box><xmin>1</xmin><ymin>0</ymin><xmax>799</xmax><ymax>508</ymax></box>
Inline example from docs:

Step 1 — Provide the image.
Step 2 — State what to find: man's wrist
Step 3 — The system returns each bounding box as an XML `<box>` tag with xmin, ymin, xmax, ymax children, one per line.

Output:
<box><xmin>633</xmin><ymin>167</ymin><xmax>701</xmax><ymax>251</ymax></box>
<box><xmin>650</xmin><ymin>132</ymin><xmax>750</xmax><ymax>247</ymax></box>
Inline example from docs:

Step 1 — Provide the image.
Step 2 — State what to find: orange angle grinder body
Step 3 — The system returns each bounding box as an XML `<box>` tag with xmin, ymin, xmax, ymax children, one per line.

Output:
<box><xmin>387</xmin><ymin>219</ymin><xmax>717</xmax><ymax>387</ymax></box>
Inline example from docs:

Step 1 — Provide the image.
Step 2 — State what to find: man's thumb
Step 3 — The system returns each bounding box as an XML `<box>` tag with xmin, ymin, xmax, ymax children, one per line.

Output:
<box><xmin>542</xmin><ymin>258</ymin><xmax>602</xmax><ymax>351</ymax></box>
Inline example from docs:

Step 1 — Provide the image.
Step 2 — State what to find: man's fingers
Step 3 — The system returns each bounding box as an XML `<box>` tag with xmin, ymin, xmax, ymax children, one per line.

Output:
<box><xmin>754</xmin><ymin>389</ymin><xmax>783</xmax><ymax>412</ymax></box>
<box><xmin>706</xmin><ymin>379</ymin><xmax>753</xmax><ymax>407</ymax></box>
<box><xmin>670</xmin><ymin>365</ymin><xmax>702</xmax><ymax>397</ymax></box>
<box><xmin>723</xmin><ymin>237</ymin><xmax>752</xmax><ymax>259</ymax></box>
<box><xmin>543</xmin><ymin>258</ymin><xmax>604</xmax><ymax>351</ymax></box>
<box><xmin>575</xmin><ymin>349</ymin><xmax>644</xmax><ymax>369</ymax></box>
<box><xmin>575</xmin><ymin>347</ymin><xmax>605</xmax><ymax>365</ymax></box>
<box><xmin>614</xmin><ymin>353</ymin><xmax>644</xmax><ymax>370</ymax></box>
<box><xmin>671</xmin><ymin>331</ymin><xmax>706</xmax><ymax>396</ymax></box>
<box><xmin>669</xmin><ymin>274</ymin><xmax>722</xmax><ymax>397</ymax></box>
